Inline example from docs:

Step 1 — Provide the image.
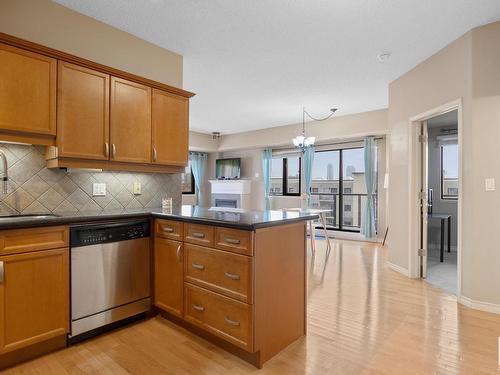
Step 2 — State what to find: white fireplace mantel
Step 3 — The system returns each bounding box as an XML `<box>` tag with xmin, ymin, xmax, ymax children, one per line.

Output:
<box><xmin>209</xmin><ymin>179</ymin><xmax>252</xmax><ymax>195</ymax></box>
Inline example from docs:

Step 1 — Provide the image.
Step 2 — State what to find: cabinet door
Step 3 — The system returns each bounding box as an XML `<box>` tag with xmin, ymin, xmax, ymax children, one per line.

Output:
<box><xmin>0</xmin><ymin>43</ymin><xmax>56</xmax><ymax>136</ymax></box>
<box><xmin>57</xmin><ymin>62</ymin><xmax>110</xmax><ymax>160</ymax></box>
<box><xmin>152</xmin><ymin>89</ymin><xmax>188</xmax><ymax>166</ymax></box>
<box><xmin>110</xmin><ymin>77</ymin><xmax>151</xmax><ymax>163</ymax></box>
<box><xmin>154</xmin><ymin>238</ymin><xmax>183</xmax><ymax>317</ymax></box>
<box><xmin>0</xmin><ymin>248</ymin><xmax>69</xmax><ymax>354</ymax></box>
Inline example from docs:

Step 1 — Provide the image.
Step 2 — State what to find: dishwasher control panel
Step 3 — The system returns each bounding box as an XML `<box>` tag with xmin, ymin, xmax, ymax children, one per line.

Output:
<box><xmin>70</xmin><ymin>220</ymin><xmax>150</xmax><ymax>247</ymax></box>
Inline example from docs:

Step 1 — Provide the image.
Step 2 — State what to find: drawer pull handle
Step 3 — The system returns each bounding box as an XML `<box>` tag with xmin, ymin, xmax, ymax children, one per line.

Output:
<box><xmin>176</xmin><ymin>245</ymin><xmax>182</xmax><ymax>262</ymax></box>
<box><xmin>225</xmin><ymin>237</ymin><xmax>240</xmax><ymax>245</ymax></box>
<box><xmin>224</xmin><ymin>272</ymin><xmax>240</xmax><ymax>280</ymax></box>
<box><xmin>192</xmin><ymin>232</ymin><xmax>205</xmax><ymax>239</ymax></box>
<box><xmin>162</xmin><ymin>227</ymin><xmax>174</xmax><ymax>233</ymax></box>
<box><xmin>192</xmin><ymin>263</ymin><xmax>205</xmax><ymax>270</ymax></box>
<box><xmin>224</xmin><ymin>316</ymin><xmax>240</xmax><ymax>327</ymax></box>
<box><xmin>105</xmin><ymin>142</ymin><xmax>110</xmax><ymax>158</ymax></box>
<box><xmin>0</xmin><ymin>261</ymin><xmax>4</xmax><ymax>283</ymax></box>
<box><xmin>112</xmin><ymin>143</ymin><xmax>116</xmax><ymax>159</ymax></box>
<box><xmin>192</xmin><ymin>304</ymin><xmax>205</xmax><ymax>312</ymax></box>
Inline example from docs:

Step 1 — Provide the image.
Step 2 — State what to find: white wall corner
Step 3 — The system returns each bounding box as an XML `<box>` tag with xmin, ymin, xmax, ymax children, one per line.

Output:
<box><xmin>458</xmin><ymin>295</ymin><xmax>500</xmax><ymax>315</ymax></box>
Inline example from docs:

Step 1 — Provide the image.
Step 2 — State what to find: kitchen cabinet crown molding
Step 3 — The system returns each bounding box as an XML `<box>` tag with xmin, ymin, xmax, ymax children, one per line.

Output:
<box><xmin>0</xmin><ymin>32</ymin><xmax>195</xmax><ymax>99</ymax></box>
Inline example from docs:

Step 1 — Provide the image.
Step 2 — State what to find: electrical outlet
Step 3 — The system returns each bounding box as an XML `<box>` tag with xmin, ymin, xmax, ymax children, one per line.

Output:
<box><xmin>133</xmin><ymin>182</ymin><xmax>142</xmax><ymax>195</ymax></box>
<box><xmin>92</xmin><ymin>183</ymin><xmax>106</xmax><ymax>196</ymax></box>
<box><xmin>485</xmin><ymin>178</ymin><xmax>495</xmax><ymax>192</ymax></box>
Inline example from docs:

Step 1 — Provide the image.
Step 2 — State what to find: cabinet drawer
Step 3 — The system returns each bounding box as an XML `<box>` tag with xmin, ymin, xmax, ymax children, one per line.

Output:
<box><xmin>184</xmin><ymin>283</ymin><xmax>253</xmax><ymax>351</ymax></box>
<box><xmin>184</xmin><ymin>223</ymin><xmax>214</xmax><ymax>247</ymax></box>
<box><xmin>155</xmin><ymin>219</ymin><xmax>183</xmax><ymax>241</ymax></box>
<box><xmin>185</xmin><ymin>244</ymin><xmax>253</xmax><ymax>303</ymax></box>
<box><xmin>215</xmin><ymin>227</ymin><xmax>253</xmax><ymax>256</ymax></box>
<box><xmin>0</xmin><ymin>226</ymin><xmax>69</xmax><ymax>256</ymax></box>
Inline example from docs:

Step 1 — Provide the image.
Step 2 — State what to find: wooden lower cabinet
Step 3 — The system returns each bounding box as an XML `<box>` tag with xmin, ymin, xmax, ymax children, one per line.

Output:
<box><xmin>184</xmin><ymin>283</ymin><xmax>253</xmax><ymax>351</ymax></box>
<box><xmin>154</xmin><ymin>238</ymin><xmax>184</xmax><ymax>317</ymax></box>
<box><xmin>154</xmin><ymin>220</ymin><xmax>307</xmax><ymax>368</ymax></box>
<box><xmin>0</xmin><ymin>247</ymin><xmax>69</xmax><ymax>354</ymax></box>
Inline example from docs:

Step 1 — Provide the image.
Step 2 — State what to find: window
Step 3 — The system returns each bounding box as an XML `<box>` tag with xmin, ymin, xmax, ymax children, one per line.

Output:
<box><xmin>181</xmin><ymin>161</ymin><xmax>195</xmax><ymax>194</ymax></box>
<box><xmin>270</xmin><ymin>156</ymin><xmax>301</xmax><ymax>196</ymax></box>
<box><xmin>311</xmin><ymin>146</ymin><xmax>377</xmax><ymax>232</ymax></box>
<box><xmin>441</xmin><ymin>144</ymin><xmax>458</xmax><ymax>199</ymax></box>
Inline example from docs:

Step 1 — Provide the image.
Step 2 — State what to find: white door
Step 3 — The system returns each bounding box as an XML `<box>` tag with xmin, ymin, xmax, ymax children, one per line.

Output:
<box><xmin>419</xmin><ymin>121</ymin><xmax>429</xmax><ymax>278</ymax></box>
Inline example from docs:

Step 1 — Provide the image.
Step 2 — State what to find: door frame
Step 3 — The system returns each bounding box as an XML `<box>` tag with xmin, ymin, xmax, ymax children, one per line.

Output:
<box><xmin>407</xmin><ymin>98</ymin><xmax>463</xmax><ymax>298</ymax></box>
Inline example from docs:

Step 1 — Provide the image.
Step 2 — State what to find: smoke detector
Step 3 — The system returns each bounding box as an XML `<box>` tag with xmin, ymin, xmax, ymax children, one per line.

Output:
<box><xmin>377</xmin><ymin>51</ymin><xmax>391</xmax><ymax>62</ymax></box>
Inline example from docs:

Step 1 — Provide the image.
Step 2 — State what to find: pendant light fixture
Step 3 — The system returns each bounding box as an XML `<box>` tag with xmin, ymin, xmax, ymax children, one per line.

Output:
<box><xmin>292</xmin><ymin>107</ymin><xmax>338</xmax><ymax>151</ymax></box>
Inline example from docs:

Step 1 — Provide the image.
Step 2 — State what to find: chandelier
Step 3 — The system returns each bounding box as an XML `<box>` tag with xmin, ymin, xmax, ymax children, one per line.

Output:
<box><xmin>292</xmin><ymin>107</ymin><xmax>337</xmax><ymax>151</ymax></box>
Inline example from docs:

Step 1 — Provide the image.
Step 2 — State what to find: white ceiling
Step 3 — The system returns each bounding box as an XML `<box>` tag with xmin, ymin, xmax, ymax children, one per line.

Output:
<box><xmin>54</xmin><ymin>0</ymin><xmax>500</xmax><ymax>134</ymax></box>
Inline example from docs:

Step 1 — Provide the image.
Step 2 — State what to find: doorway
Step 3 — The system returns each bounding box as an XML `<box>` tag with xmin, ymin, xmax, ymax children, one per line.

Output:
<box><xmin>421</xmin><ymin>110</ymin><xmax>459</xmax><ymax>295</ymax></box>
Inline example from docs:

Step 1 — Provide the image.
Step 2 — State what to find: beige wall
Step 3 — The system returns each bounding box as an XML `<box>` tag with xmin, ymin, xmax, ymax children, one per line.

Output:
<box><xmin>218</xmin><ymin>109</ymin><xmax>388</xmax><ymax>151</ymax></box>
<box><xmin>0</xmin><ymin>0</ymin><xmax>183</xmax><ymax>88</ymax></box>
<box><xmin>189</xmin><ymin>132</ymin><xmax>220</xmax><ymax>153</ymax></box>
<box><xmin>388</xmin><ymin>20</ymin><xmax>500</xmax><ymax>307</ymax></box>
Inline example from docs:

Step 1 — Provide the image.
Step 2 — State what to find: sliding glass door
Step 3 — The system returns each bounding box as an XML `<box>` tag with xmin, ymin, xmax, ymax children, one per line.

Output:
<box><xmin>310</xmin><ymin>147</ymin><xmax>377</xmax><ymax>232</ymax></box>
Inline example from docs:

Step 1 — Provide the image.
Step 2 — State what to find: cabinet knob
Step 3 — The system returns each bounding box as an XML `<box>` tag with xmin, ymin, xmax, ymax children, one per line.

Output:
<box><xmin>224</xmin><ymin>316</ymin><xmax>240</xmax><ymax>327</ymax></box>
<box><xmin>192</xmin><ymin>304</ymin><xmax>205</xmax><ymax>312</ymax></box>
<box><xmin>225</xmin><ymin>237</ymin><xmax>240</xmax><ymax>245</ymax></box>
<box><xmin>104</xmin><ymin>142</ymin><xmax>110</xmax><ymax>158</ymax></box>
<box><xmin>224</xmin><ymin>272</ymin><xmax>240</xmax><ymax>280</ymax></box>
<box><xmin>153</xmin><ymin>146</ymin><xmax>158</xmax><ymax>162</ymax></box>
<box><xmin>111</xmin><ymin>144</ymin><xmax>116</xmax><ymax>159</ymax></box>
<box><xmin>176</xmin><ymin>245</ymin><xmax>182</xmax><ymax>262</ymax></box>
<box><xmin>192</xmin><ymin>263</ymin><xmax>205</xmax><ymax>271</ymax></box>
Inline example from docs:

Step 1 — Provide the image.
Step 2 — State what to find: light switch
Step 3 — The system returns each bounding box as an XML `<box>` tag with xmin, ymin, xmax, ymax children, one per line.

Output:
<box><xmin>133</xmin><ymin>182</ymin><xmax>142</xmax><ymax>195</ymax></box>
<box><xmin>485</xmin><ymin>178</ymin><xmax>495</xmax><ymax>192</ymax></box>
<box><xmin>92</xmin><ymin>183</ymin><xmax>106</xmax><ymax>196</ymax></box>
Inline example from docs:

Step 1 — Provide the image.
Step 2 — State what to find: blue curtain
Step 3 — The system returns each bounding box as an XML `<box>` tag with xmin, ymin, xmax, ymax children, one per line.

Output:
<box><xmin>190</xmin><ymin>152</ymin><xmax>208</xmax><ymax>206</ymax></box>
<box><xmin>361</xmin><ymin>137</ymin><xmax>376</xmax><ymax>238</ymax></box>
<box><xmin>303</xmin><ymin>146</ymin><xmax>315</xmax><ymax>207</ymax></box>
<box><xmin>261</xmin><ymin>148</ymin><xmax>273</xmax><ymax>210</ymax></box>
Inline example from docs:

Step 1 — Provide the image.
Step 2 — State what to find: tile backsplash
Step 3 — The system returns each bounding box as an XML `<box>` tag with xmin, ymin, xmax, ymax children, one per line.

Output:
<box><xmin>0</xmin><ymin>143</ymin><xmax>181</xmax><ymax>215</ymax></box>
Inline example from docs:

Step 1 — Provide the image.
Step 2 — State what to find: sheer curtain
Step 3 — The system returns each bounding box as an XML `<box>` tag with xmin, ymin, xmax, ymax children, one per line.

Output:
<box><xmin>261</xmin><ymin>148</ymin><xmax>272</xmax><ymax>210</ymax></box>
<box><xmin>361</xmin><ymin>137</ymin><xmax>376</xmax><ymax>238</ymax></box>
<box><xmin>190</xmin><ymin>152</ymin><xmax>208</xmax><ymax>206</ymax></box>
<box><xmin>303</xmin><ymin>146</ymin><xmax>315</xmax><ymax>207</ymax></box>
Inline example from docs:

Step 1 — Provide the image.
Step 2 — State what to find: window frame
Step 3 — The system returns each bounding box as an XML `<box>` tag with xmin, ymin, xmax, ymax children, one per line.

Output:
<box><xmin>181</xmin><ymin>163</ymin><xmax>195</xmax><ymax>195</ymax></box>
<box><xmin>269</xmin><ymin>156</ymin><xmax>302</xmax><ymax>197</ymax></box>
<box><xmin>440</xmin><ymin>144</ymin><xmax>458</xmax><ymax>200</ymax></box>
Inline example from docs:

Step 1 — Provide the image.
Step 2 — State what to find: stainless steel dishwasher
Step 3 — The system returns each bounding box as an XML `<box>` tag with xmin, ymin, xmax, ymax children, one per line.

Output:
<box><xmin>69</xmin><ymin>219</ymin><xmax>151</xmax><ymax>342</ymax></box>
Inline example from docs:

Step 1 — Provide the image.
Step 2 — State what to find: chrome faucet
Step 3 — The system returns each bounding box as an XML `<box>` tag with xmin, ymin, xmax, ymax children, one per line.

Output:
<box><xmin>0</xmin><ymin>150</ymin><xmax>8</xmax><ymax>194</ymax></box>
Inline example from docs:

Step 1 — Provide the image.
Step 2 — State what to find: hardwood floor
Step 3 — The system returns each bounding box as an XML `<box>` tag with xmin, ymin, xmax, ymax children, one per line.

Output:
<box><xmin>5</xmin><ymin>240</ymin><xmax>500</xmax><ymax>374</ymax></box>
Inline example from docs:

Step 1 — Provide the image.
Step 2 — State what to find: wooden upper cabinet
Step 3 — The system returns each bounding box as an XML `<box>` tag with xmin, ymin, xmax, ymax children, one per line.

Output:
<box><xmin>152</xmin><ymin>89</ymin><xmax>189</xmax><ymax>166</ymax></box>
<box><xmin>0</xmin><ymin>248</ymin><xmax>69</xmax><ymax>354</ymax></box>
<box><xmin>110</xmin><ymin>77</ymin><xmax>151</xmax><ymax>164</ymax></box>
<box><xmin>0</xmin><ymin>43</ymin><xmax>56</xmax><ymax>139</ymax></box>
<box><xmin>57</xmin><ymin>62</ymin><xmax>110</xmax><ymax>160</ymax></box>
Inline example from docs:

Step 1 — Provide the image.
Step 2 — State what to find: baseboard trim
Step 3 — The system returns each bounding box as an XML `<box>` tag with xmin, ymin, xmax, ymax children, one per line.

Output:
<box><xmin>387</xmin><ymin>262</ymin><xmax>409</xmax><ymax>277</ymax></box>
<box><xmin>458</xmin><ymin>296</ymin><xmax>500</xmax><ymax>315</ymax></box>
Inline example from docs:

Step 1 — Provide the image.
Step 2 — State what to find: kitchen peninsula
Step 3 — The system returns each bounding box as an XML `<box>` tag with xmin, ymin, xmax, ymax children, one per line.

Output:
<box><xmin>0</xmin><ymin>206</ymin><xmax>317</xmax><ymax>369</ymax></box>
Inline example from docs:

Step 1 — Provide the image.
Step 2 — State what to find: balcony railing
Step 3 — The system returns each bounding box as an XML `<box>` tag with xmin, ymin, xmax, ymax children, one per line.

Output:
<box><xmin>309</xmin><ymin>193</ymin><xmax>378</xmax><ymax>232</ymax></box>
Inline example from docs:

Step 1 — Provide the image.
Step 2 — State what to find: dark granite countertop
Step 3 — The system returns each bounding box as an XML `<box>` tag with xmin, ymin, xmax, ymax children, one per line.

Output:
<box><xmin>0</xmin><ymin>205</ymin><xmax>319</xmax><ymax>231</ymax></box>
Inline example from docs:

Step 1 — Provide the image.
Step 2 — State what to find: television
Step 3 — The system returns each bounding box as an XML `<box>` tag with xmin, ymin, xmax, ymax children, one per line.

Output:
<box><xmin>216</xmin><ymin>158</ymin><xmax>241</xmax><ymax>180</ymax></box>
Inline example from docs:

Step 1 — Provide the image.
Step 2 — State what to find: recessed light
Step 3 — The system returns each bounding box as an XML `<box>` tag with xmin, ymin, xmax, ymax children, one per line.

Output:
<box><xmin>377</xmin><ymin>52</ymin><xmax>391</xmax><ymax>62</ymax></box>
